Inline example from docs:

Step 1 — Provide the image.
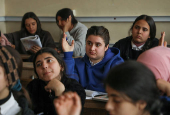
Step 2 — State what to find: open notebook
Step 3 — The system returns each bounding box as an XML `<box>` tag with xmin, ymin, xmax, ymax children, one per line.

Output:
<box><xmin>20</xmin><ymin>35</ymin><xmax>42</xmax><ymax>51</ymax></box>
<box><xmin>85</xmin><ymin>89</ymin><xmax>108</xmax><ymax>102</ymax></box>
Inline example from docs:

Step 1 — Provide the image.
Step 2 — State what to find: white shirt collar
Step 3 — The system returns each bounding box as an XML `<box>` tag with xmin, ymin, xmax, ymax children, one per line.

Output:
<box><xmin>0</xmin><ymin>93</ymin><xmax>21</xmax><ymax>115</ymax></box>
<box><xmin>131</xmin><ymin>41</ymin><xmax>145</xmax><ymax>51</ymax></box>
<box><xmin>89</xmin><ymin>58</ymin><xmax>103</xmax><ymax>66</ymax></box>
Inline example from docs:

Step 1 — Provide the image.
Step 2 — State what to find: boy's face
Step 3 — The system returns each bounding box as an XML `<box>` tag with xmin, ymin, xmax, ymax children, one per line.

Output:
<box><xmin>0</xmin><ymin>66</ymin><xmax>9</xmax><ymax>98</ymax></box>
<box><xmin>86</xmin><ymin>35</ymin><xmax>108</xmax><ymax>64</ymax></box>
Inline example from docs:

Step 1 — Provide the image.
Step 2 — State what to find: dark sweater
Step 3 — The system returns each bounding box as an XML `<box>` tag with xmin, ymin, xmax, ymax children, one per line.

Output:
<box><xmin>27</xmin><ymin>76</ymin><xmax>86</xmax><ymax>115</ymax></box>
<box><xmin>5</xmin><ymin>30</ymin><xmax>56</xmax><ymax>54</ymax></box>
<box><xmin>113</xmin><ymin>36</ymin><xmax>159</xmax><ymax>60</ymax></box>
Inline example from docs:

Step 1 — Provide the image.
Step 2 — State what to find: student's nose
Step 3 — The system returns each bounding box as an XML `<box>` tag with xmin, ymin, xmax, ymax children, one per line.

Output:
<box><xmin>30</xmin><ymin>24</ymin><xmax>33</xmax><ymax>29</ymax></box>
<box><xmin>90</xmin><ymin>45</ymin><xmax>95</xmax><ymax>50</ymax></box>
<box><xmin>138</xmin><ymin>28</ymin><xmax>143</xmax><ymax>34</ymax></box>
<box><xmin>42</xmin><ymin>62</ymin><xmax>48</xmax><ymax>69</ymax></box>
<box><xmin>105</xmin><ymin>100</ymin><xmax>114</xmax><ymax>112</ymax></box>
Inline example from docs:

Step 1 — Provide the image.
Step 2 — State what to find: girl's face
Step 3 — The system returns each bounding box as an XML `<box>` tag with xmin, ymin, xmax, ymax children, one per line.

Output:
<box><xmin>0</xmin><ymin>66</ymin><xmax>9</xmax><ymax>99</ymax></box>
<box><xmin>105</xmin><ymin>85</ymin><xmax>147</xmax><ymax>115</ymax></box>
<box><xmin>86</xmin><ymin>35</ymin><xmax>108</xmax><ymax>64</ymax></box>
<box><xmin>56</xmin><ymin>16</ymin><xmax>67</xmax><ymax>30</ymax></box>
<box><xmin>25</xmin><ymin>18</ymin><xmax>37</xmax><ymax>35</ymax></box>
<box><xmin>35</xmin><ymin>53</ymin><xmax>63</xmax><ymax>82</ymax></box>
<box><xmin>132</xmin><ymin>20</ymin><xmax>150</xmax><ymax>44</ymax></box>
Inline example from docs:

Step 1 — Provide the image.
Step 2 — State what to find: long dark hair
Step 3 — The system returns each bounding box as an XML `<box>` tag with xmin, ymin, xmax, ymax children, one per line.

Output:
<box><xmin>105</xmin><ymin>61</ymin><xmax>161</xmax><ymax>115</ymax></box>
<box><xmin>129</xmin><ymin>15</ymin><xmax>156</xmax><ymax>51</ymax></box>
<box><xmin>21</xmin><ymin>12</ymin><xmax>42</xmax><ymax>36</ymax></box>
<box><xmin>33</xmin><ymin>47</ymin><xmax>67</xmax><ymax>79</ymax></box>
<box><xmin>56</xmin><ymin>8</ymin><xmax>78</xmax><ymax>25</ymax></box>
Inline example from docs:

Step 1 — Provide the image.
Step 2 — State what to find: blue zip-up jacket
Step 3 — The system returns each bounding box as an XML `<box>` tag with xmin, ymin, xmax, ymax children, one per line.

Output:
<box><xmin>63</xmin><ymin>47</ymin><xmax>124</xmax><ymax>92</ymax></box>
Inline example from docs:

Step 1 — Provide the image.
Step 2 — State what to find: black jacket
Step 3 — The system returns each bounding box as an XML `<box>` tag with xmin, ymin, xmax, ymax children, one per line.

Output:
<box><xmin>113</xmin><ymin>36</ymin><xmax>159</xmax><ymax>60</ymax></box>
<box><xmin>27</xmin><ymin>76</ymin><xmax>86</xmax><ymax>115</ymax></box>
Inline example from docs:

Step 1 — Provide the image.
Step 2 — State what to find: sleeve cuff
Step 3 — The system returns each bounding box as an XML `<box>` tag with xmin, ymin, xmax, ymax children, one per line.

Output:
<box><xmin>64</xmin><ymin>52</ymin><xmax>73</xmax><ymax>59</ymax></box>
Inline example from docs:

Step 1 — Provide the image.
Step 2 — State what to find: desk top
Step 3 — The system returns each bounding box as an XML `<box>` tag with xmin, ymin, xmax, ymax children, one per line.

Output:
<box><xmin>23</xmin><ymin>62</ymin><xmax>33</xmax><ymax>69</ymax></box>
<box><xmin>20</xmin><ymin>54</ymin><xmax>31</xmax><ymax>60</ymax></box>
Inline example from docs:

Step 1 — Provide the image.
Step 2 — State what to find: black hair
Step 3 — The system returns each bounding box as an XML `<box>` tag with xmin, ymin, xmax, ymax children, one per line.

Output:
<box><xmin>129</xmin><ymin>14</ymin><xmax>156</xmax><ymax>51</ymax></box>
<box><xmin>33</xmin><ymin>47</ymin><xmax>67</xmax><ymax>79</ymax></box>
<box><xmin>21</xmin><ymin>12</ymin><xmax>42</xmax><ymax>36</ymax></box>
<box><xmin>56</xmin><ymin>8</ymin><xmax>78</xmax><ymax>25</ymax></box>
<box><xmin>86</xmin><ymin>26</ymin><xmax>110</xmax><ymax>47</ymax></box>
<box><xmin>105</xmin><ymin>61</ymin><xmax>161</xmax><ymax>115</ymax></box>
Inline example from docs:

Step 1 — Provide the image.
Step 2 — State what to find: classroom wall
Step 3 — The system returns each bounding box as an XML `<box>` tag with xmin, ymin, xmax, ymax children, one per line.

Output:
<box><xmin>3</xmin><ymin>0</ymin><xmax>170</xmax><ymax>44</ymax></box>
<box><xmin>0</xmin><ymin>0</ymin><xmax>6</xmax><ymax>33</ymax></box>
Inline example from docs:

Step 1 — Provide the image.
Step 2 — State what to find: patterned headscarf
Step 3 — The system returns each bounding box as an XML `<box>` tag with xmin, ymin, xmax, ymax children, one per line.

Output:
<box><xmin>137</xmin><ymin>46</ymin><xmax>170</xmax><ymax>82</ymax></box>
<box><xmin>0</xmin><ymin>46</ymin><xmax>20</xmax><ymax>89</ymax></box>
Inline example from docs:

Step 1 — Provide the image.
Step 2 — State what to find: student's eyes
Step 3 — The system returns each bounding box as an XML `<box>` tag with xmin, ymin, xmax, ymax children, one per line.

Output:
<box><xmin>87</xmin><ymin>42</ymin><xmax>92</xmax><ymax>45</ymax></box>
<box><xmin>47</xmin><ymin>59</ymin><xmax>52</xmax><ymax>63</ymax></box>
<box><xmin>135</xmin><ymin>26</ymin><xmax>140</xmax><ymax>29</ymax></box>
<box><xmin>96</xmin><ymin>43</ymin><xmax>101</xmax><ymax>47</ymax></box>
<box><xmin>143</xmin><ymin>28</ymin><xmax>148</xmax><ymax>31</ymax></box>
<box><xmin>36</xmin><ymin>63</ymin><xmax>42</xmax><ymax>67</ymax></box>
<box><xmin>113</xmin><ymin>99</ymin><xmax>121</xmax><ymax>103</ymax></box>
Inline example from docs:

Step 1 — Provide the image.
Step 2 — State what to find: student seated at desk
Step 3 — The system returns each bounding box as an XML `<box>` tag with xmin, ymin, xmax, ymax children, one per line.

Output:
<box><xmin>56</xmin><ymin>8</ymin><xmax>88</xmax><ymax>57</ymax></box>
<box><xmin>27</xmin><ymin>47</ymin><xmax>86</xmax><ymax>115</ymax></box>
<box><xmin>113</xmin><ymin>14</ymin><xmax>159</xmax><ymax>60</ymax></box>
<box><xmin>5</xmin><ymin>12</ymin><xmax>56</xmax><ymax>55</ymax></box>
<box><xmin>62</xmin><ymin>26</ymin><xmax>124</xmax><ymax>92</ymax></box>
<box><xmin>0</xmin><ymin>46</ymin><xmax>34</xmax><ymax>115</ymax></box>
<box><xmin>54</xmin><ymin>61</ymin><xmax>170</xmax><ymax>115</ymax></box>
<box><xmin>137</xmin><ymin>46</ymin><xmax>170</xmax><ymax>96</ymax></box>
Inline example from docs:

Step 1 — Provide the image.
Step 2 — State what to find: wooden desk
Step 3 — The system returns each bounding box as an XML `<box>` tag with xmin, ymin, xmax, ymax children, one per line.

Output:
<box><xmin>83</xmin><ymin>99</ymin><xmax>107</xmax><ymax>115</ymax></box>
<box><xmin>21</xmin><ymin>62</ymin><xmax>37</xmax><ymax>87</ymax></box>
<box><xmin>20</xmin><ymin>54</ymin><xmax>31</xmax><ymax>60</ymax></box>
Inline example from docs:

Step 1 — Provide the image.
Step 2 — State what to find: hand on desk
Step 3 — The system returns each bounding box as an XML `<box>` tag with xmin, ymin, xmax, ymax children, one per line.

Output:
<box><xmin>45</xmin><ymin>78</ymin><xmax>65</xmax><ymax>96</ymax></box>
<box><xmin>30</xmin><ymin>45</ymin><xmax>41</xmax><ymax>54</ymax></box>
<box><xmin>159</xmin><ymin>32</ymin><xmax>167</xmax><ymax>47</ymax></box>
<box><xmin>54</xmin><ymin>92</ymin><xmax>81</xmax><ymax>115</ymax></box>
<box><xmin>62</xmin><ymin>33</ymin><xmax>74</xmax><ymax>52</ymax></box>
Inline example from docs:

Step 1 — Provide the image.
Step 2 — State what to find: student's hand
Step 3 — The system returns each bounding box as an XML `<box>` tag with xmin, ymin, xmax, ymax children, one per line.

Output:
<box><xmin>44</xmin><ymin>78</ymin><xmax>65</xmax><ymax>96</ymax></box>
<box><xmin>54</xmin><ymin>92</ymin><xmax>81</xmax><ymax>115</ymax></box>
<box><xmin>62</xmin><ymin>33</ymin><xmax>74</xmax><ymax>52</ymax></box>
<box><xmin>62</xmin><ymin>15</ymin><xmax>72</xmax><ymax>32</ymax></box>
<box><xmin>159</xmin><ymin>32</ymin><xmax>167</xmax><ymax>47</ymax></box>
<box><xmin>11</xmin><ymin>44</ymin><xmax>15</xmax><ymax>49</ymax></box>
<box><xmin>157</xmin><ymin>79</ymin><xmax>170</xmax><ymax>96</ymax></box>
<box><xmin>30</xmin><ymin>45</ymin><xmax>41</xmax><ymax>54</ymax></box>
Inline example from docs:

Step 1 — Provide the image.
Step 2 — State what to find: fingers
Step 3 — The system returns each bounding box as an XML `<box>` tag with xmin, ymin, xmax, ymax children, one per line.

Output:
<box><xmin>159</xmin><ymin>32</ymin><xmax>166</xmax><ymax>46</ymax></box>
<box><xmin>30</xmin><ymin>45</ymin><xmax>41</xmax><ymax>53</ymax></box>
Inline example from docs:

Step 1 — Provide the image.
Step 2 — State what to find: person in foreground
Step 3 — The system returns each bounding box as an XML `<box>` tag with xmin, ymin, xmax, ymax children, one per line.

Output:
<box><xmin>54</xmin><ymin>61</ymin><xmax>170</xmax><ymax>115</ymax></box>
<box><xmin>137</xmin><ymin>46</ymin><xmax>170</xmax><ymax>96</ymax></box>
<box><xmin>0</xmin><ymin>46</ymin><xmax>34</xmax><ymax>115</ymax></box>
<box><xmin>5</xmin><ymin>12</ymin><xmax>56</xmax><ymax>55</ymax></box>
<box><xmin>62</xmin><ymin>26</ymin><xmax>124</xmax><ymax>92</ymax></box>
<box><xmin>27</xmin><ymin>47</ymin><xmax>86</xmax><ymax>115</ymax></box>
<box><xmin>56</xmin><ymin>8</ymin><xmax>88</xmax><ymax>57</ymax></box>
<box><xmin>113</xmin><ymin>14</ymin><xmax>159</xmax><ymax>60</ymax></box>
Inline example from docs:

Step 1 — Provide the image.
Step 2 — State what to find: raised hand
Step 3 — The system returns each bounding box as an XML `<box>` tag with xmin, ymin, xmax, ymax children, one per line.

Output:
<box><xmin>159</xmin><ymin>32</ymin><xmax>167</xmax><ymax>47</ymax></box>
<box><xmin>44</xmin><ymin>78</ymin><xmax>65</xmax><ymax>96</ymax></box>
<box><xmin>54</xmin><ymin>92</ymin><xmax>81</xmax><ymax>115</ymax></box>
<box><xmin>62</xmin><ymin>33</ymin><xmax>74</xmax><ymax>52</ymax></box>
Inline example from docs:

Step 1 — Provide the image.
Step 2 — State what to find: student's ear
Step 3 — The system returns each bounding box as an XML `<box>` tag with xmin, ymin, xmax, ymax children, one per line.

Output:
<box><xmin>68</xmin><ymin>15</ymin><xmax>72</xmax><ymax>21</ymax></box>
<box><xmin>104</xmin><ymin>44</ymin><xmax>109</xmax><ymax>51</ymax></box>
<box><xmin>136</xmin><ymin>100</ymin><xmax>147</xmax><ymax>111</ymax></box>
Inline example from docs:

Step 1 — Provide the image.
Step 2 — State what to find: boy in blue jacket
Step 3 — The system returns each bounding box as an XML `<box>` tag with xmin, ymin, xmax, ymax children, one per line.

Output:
<box><xmin>62</xmin><ymin>26</ymin><xmax>124</xmax><ymax>92</ymax></box>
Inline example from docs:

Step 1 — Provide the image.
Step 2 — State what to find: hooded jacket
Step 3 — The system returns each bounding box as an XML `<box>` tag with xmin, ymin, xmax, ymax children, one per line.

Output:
<box><xmin>64</xmin><ymin>47</ymin><xmax>124</xmax><ymax>92</ymax></box>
